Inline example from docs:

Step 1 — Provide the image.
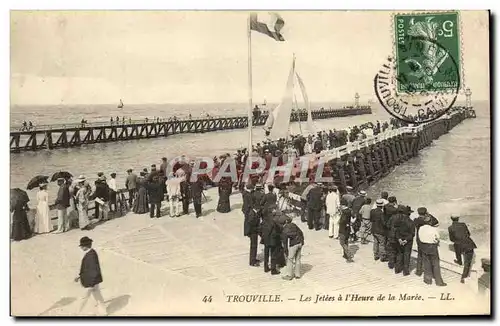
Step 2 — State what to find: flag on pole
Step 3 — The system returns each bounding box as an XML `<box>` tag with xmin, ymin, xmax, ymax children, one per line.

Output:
<box><xmin>250</xmin><ymin>13</ymin><xmax>285</xmax><ymax>41</ymax></box>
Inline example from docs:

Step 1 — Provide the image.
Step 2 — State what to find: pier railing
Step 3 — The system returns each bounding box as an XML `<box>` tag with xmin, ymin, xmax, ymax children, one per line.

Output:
<box><xmin>10</xmin><ymin>107</ymin><xmax>373</xmax><ymax>133</ymax></box>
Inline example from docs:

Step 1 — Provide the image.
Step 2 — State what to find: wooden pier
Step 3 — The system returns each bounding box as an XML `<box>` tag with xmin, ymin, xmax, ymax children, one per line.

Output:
<box><xmin>37</xmin><ymin>108</ymin><xmax>472</xmax><ymax>219</ymax></box>
<box><xmin>10</xmin><ymin>107</ymin><xmax>372</xmax><ymax>153</ymax></box>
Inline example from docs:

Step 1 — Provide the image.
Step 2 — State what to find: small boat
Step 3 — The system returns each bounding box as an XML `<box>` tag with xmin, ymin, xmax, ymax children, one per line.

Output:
<box><xmin>117</xmin><ymin>99</ymin><xmax>124</xmax><ymax>109</ymax></box>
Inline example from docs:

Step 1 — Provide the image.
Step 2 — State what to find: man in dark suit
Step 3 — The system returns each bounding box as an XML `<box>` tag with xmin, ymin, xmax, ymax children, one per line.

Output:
<box><xmin>125</xmin><ymin>169</ymin><xmax>138</xmax><ymax>206</ymax></box>
<box><xmin>55</xmin><ymin>177</ymin><xmax>71</xmax><ymax>233</ymax></box>
<box><xmin>244</xmin><ymin>203</ymin><xmax>261</xmax><ymax>267</ymax></box>
<box><xmin>190</xmin><ymin>175</ymin><xmax>204</xmax><ymax>218</ymax></box>
<box><xmin>180</xmin><ymin>178</ymin><xmax>190</xmax><ymax>215</ymax></box>
<box><xmin>394</xmin><ymin>206</ymin><xmax>415</xmax><ymax>276</ymax></box>
<box><xmin>448</xmin><ymin>214</ymin><xmax>477</xmax><ymax>283</ymax></box>
<box><xmin>251</xmin><ymin>183</ymin><xmax>265</xmax><ymax>221</ymax></box>
<box><xmin>385</xmin><ymin>198</ymin><xmax>402</xmax><ymax>269</ymax></box>
<box><xmin>338</xmin><ymin>206</ymin><xmax>353</xmax><ymax>262</ymax></box>
<box><xmin>384</xmin><ymin>196</ymin><xmax>398</xmax><ymax>221</ymax></box>
<box><xmin>261</xmin><ymin>184</ymin><xmax>277</xmax><ymax>219</ymax></box>
<box><xmin>91</xmin><ymin>172</ymin><xmax>109</xmax><ymax>221</ymax></box>
<box><xmin>260</xmin><ymin>207</ymin><xmax>281</xmax><ymax>275</ymax></box>
<box><xmin>75</xmin><ymin>236</ymin><xmax>106</xmax><ymax>315</ymax></box>
<box><xmin>147</xmin><ymin>175</ymin><xmax>164</xmax><ymax>218</ymax></box>
<box><xmin>414</xmin><ymin>207</ymin><xmax>439</xmax><ymax>276</ymax></box>
<box><xmin>242</xmin><ymin>183</ymin><xmax>254</xmax><ymax>229</ymax></box>
<box><xmin>307</xmin><ymin>182</ymin><xmax>324</xmax><ymax>231</ymax></box>
<box><xmin>370</xmin><ymin>199</ymin><xmax>387</xmax><ymax>262</ymax></box>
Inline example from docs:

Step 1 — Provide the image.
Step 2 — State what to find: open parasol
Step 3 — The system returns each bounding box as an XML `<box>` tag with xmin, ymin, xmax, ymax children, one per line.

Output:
<box><xmin>50</xmin><ymin>171</ymin><xmax>73</xmax><ymax>182</ymax></box>
<box><xmin>10</xmin><ymin>188</ymin><xmax>29</xmax><ymax>208</ymax></box>
<box><xmin>26</xmin><ymin>175</ymin><xmax>49</xmax><ymax>190</ymax></box>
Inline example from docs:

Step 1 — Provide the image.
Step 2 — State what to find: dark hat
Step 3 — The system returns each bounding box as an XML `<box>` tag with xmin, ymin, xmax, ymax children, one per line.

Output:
<box><xmin>79</xmin><ymin>236</ymin><xmax>93</xmax><ymax>247</ymax></box>
<box><xmin>417</xmin><ymin>207</ymin><xmax>428</xmax><ymax>215</ymax></box>
<box><xmin>405</xmin><ymin>206</ymin><xmax>414</xmax><ymax>214</ymax></box>
<box><xmin>451</xmin><ymin>214</ymin><xmax>460</xmax><ymax>221</ymax></box>
<box><xmin>97</xmin><ymin>172</ymin><xmax>104</xmax><ymax>177</ymax></box>
<box><xmin>140</xmin><ymin>171</ymin><xmax>146</xmax><ymax>176</ymax></box>
<box><xmin>388</xmin><ymin>196</ymin><xmax>397</xmax><ymax>203</ymax></box>
<box><xmin>127</xmin><ymin>168</ymin><xmax>133</xmax><ymax>173</ymax></box>
<box><xmin>162</xmin><ymin>157</ymin><xmax>167</xmax><ymax>160</ymax></box>
<box><xmin>110</xmin><ymin>172</ymin><xmax>117</xmax><ymax>177</ymax></box>
<box><xmin>151</xmin><ymin>164</ymin><xmax>156</xmax><ymax>168</ymax></box>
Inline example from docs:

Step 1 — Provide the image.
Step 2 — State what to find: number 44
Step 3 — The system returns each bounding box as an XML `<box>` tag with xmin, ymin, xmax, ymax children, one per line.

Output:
<box><xmin>202</xmin><ymin>295</ymin><xmax>213</xmax><ymax>303</ymax></box>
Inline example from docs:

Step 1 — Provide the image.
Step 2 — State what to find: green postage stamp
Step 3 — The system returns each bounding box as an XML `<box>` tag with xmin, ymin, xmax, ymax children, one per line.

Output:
<box><xmin>394</xmin><ymin>12</ymin><xmax>461</xmax><ymax>93</ymax></box>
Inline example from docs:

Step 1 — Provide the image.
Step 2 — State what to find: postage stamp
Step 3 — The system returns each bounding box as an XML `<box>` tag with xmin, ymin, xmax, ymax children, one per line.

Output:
<box><xmin>393</xmin><ymin>12</ymin><xmax>461</xmax><ymax>94</ymax></box>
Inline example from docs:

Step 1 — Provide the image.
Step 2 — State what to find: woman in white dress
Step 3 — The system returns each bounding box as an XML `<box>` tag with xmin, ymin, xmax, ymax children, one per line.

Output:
<box><xmin>35</xmin><ymin>183</ymin><xmax>52</xmax><ymax>234</ymax></box>
<box><xmin>76</xmin><ymin>177</ymin><xmax>91</xmax><ymax>230</ymax></box>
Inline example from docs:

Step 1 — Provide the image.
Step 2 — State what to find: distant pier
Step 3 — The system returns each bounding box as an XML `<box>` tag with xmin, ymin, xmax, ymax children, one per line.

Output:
<box><xmin>10</xmin><ymin>107</ymin><xmax>372</xmax><ymax>153</ymax></box>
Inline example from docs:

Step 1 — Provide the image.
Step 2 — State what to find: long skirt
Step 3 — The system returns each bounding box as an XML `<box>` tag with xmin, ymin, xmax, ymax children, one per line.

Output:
<box><xmin>133</xmin><ymin>187</ymin><xmax>149</xmax><ymax>214</ymax></box>
<box><xmin>11</xmin><ymin>209</ymin><xmax>32</xmax><ymax>241</ymax></box>
<box><xmin>78</xmin><ymin>203</ymin><xmax>90</xmax><ymax>229</ymax></box>
<box><xmin>35</xmin><ymin>201</ymin><xmax>52</xmax><ymax>234</ymax></box>
<box><xmin>216</xmin><ymin>187</ymin><xmax>231</xmax><ymax>213</ymax></box>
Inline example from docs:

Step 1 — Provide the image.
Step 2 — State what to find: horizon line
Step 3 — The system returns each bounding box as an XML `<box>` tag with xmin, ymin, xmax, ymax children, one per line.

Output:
<box><xmin>9</xmin><ymin>99</ymin><xmax>487</xmax><ymax>107</ymax></box>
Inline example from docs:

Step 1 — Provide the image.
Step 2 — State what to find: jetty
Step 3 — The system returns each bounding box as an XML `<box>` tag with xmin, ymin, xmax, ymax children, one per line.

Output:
<box><xmin>10</xmin><ymin>106</ymin><xmax>371</xmax><ymax>153</ymax></box>
<box><xmin>11</xmin><ymin>106</ymin><xmax>489</xmax><ymax>316</ymax></box>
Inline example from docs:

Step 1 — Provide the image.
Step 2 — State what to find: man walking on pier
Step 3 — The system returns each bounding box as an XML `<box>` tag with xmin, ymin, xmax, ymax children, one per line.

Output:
<box><xmin>448</xmin><ymin>214</ymin><xmax>477</xmax><ymax>283</ymax></box>
<box><xmin>75</xmin><ymin>236</ymin><xmax>107</xmax><ymax>315</ymax></box>
<box><xmin>125</xmin><ymin>169</ymin><xmax>138</xmax><ymax>206</ymax></box>
<box><xmin>55</xmin><ymin>178</ymin><xmax>71</xmax><ymax>233</ymax></box>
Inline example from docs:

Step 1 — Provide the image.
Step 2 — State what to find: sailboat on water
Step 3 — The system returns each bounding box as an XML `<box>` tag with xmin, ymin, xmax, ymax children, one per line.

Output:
<box><xmin>117</xmin><ymin>99</ymin><xmax>124</xmax><ymax>109</ymax></box>
<box><xmin>264</xmin><ymin>56</ymin><xmax>317</xmax><ymax>140</ymax></box>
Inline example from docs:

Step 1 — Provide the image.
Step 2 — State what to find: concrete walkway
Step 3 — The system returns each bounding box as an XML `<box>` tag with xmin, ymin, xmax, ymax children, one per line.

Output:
<box><xmin>11</xmin><ymin>187</ymin><xmax>490</xmax><ymax>316</ymax></box>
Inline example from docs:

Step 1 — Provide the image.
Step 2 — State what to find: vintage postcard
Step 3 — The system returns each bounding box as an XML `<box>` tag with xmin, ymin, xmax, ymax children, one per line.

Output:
<box><xmin>10</xmin><ymin>10</ymin><xmax>490</xmax><ymax>316</ymax></box>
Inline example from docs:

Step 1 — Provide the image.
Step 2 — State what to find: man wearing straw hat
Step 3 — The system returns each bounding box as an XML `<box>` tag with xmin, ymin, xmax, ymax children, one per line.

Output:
<box><xmin>74</xmin><ymin>236</ymin><xmax>107</xmax><ymax>315</ymax></box>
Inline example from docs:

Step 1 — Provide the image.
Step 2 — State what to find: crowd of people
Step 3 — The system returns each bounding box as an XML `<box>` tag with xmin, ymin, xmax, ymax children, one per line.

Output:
<box><xmin>292</xmin><ymin>181</ymin><xmax>482</xmax><ymax>287</ymax></box>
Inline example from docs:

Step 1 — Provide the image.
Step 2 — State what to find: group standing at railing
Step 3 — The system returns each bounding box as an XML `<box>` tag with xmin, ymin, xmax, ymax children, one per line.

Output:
<box><xmin>281</xmin><ymin>181</ymin><xmax>490</xmax><ymax>291</ymax></box>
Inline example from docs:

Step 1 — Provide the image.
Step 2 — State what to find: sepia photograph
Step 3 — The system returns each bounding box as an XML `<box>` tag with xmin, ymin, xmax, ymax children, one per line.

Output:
<box><xmin>9</xmin><ymin>9</ymin><xmax>491</xmax><ymax>316</ymax></box>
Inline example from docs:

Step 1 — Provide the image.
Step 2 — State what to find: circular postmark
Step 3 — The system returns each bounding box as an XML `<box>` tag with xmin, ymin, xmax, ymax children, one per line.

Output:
<box><xmin>374</xmin><ymin>35</ymin><xmax>460</xmax><ymax>124</ymax></box>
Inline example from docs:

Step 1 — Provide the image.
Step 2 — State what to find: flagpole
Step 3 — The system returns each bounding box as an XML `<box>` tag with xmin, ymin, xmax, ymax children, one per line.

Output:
<box><xmin>247</xmin><ymin>15</ymin><xmax>253</xmax><ymax>157</ymax></box>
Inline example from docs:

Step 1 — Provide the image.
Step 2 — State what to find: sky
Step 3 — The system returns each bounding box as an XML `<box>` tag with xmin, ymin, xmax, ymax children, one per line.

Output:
<box><xmin>10</xmin><ymin>10</ymin><xmax>489</xmax><ymax>105</ymax></box>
